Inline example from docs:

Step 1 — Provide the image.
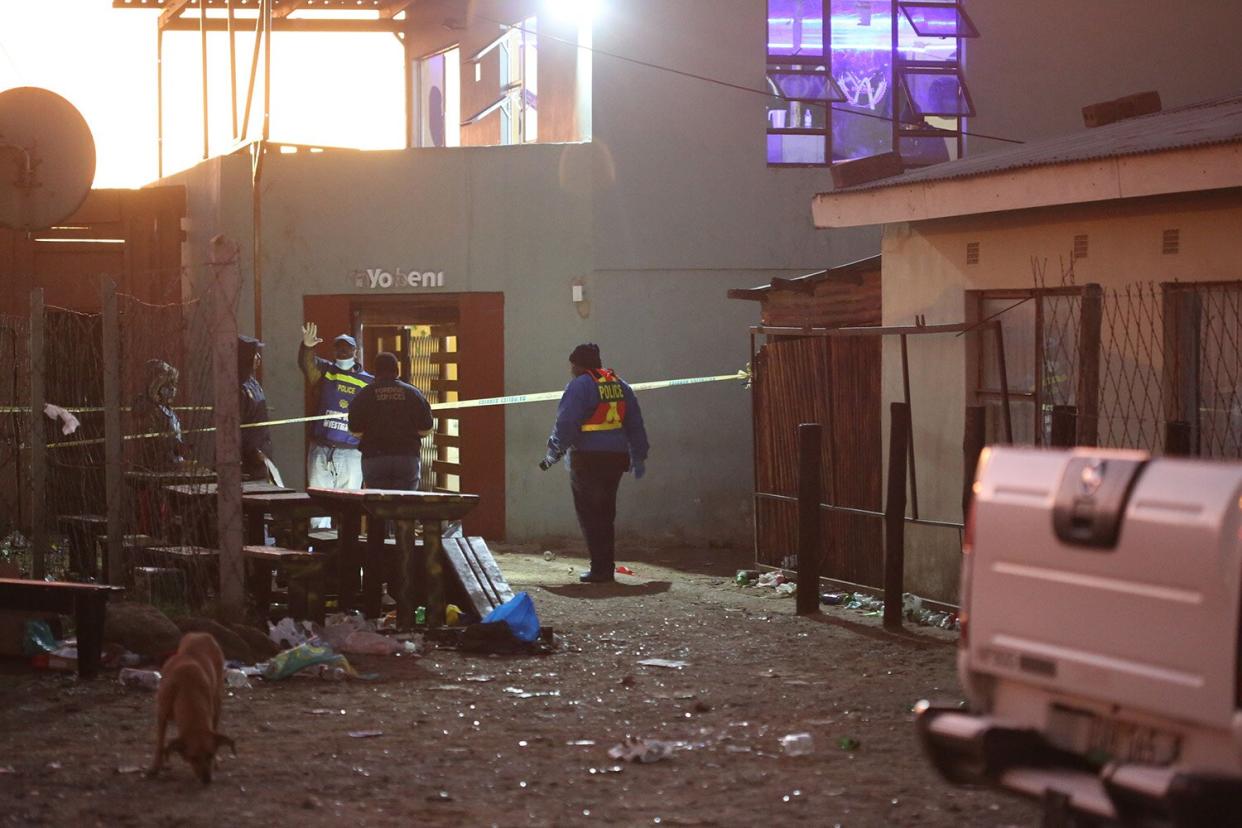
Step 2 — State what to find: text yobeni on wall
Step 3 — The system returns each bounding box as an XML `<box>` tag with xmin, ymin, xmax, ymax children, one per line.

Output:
<box><xmin>352</xmin><ymin>268</ymin><xmax>445</xmax><ymax>290</ymax></box>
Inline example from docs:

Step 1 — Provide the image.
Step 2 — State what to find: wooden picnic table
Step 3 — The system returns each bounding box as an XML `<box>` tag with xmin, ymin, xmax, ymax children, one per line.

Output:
<box><xmin>0</xmin><ymin>578</ymin><xmax>125</xmax><ymax>678</ymax></box>
<box><xmin>162</xmin><ymin>480</ymin><xmax>296</xmax><ymax>547</ymax></box>
<box><xmin>241</xmin><ymin>491</ymin><xmax>321</xmax><ymax>547</ymax></box>
<box><xmin>306</xmin><ymin>488</ymin><xmax>479</xmax><ymax>627</ymax></box>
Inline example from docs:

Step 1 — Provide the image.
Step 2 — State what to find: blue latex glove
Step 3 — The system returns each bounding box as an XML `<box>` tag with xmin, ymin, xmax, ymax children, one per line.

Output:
<box><xmin>632</xmin><ymin>460</ymin><xmax>646</xmax><ymax>480</ymax></box>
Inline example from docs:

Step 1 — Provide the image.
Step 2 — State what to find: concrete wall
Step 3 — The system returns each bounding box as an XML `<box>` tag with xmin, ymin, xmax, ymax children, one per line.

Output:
<box><xmin>965</xmin><ymin>0</ymin><xmax>1242</xmax><ymax>155</ymax></box>
<box><xmin>158</xmin><ymin>0</ymin><xmax>881</xmax><ymax>547</ymax></box>
<box><xmin>881</xmin><ymin>188</ymin><xmax>1242</xmax><ymax>601</ymax></box>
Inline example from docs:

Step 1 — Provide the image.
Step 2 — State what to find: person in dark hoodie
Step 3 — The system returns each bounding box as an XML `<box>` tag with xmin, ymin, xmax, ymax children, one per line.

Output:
<box><xmin>540</xmin><ymin>343</ymin><xmax>649</xmax><ymax>583</ymax></box>
<box><xmin>132</xmin><ymin>358</ymin><xmax>185</xmax><ymax>472</ymax></box>
<box><xmin>238</xmin><ymin>335</ymin><xmax>278</xmax><ymax>483</ymax></box>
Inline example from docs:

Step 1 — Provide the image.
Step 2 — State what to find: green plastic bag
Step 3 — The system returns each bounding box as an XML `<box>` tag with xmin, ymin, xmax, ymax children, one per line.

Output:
<box><xmin>262</xmin><ymin>643</ymin><xmax>355</xmax><ymax>681</ymax></box>
<box><xmin>22</xmin><ymin>620</ymin><xmax>58</xmax><ymax>656</ymax></box>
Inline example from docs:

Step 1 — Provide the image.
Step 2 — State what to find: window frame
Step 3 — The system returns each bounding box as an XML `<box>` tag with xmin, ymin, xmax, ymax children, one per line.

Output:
<box><xmin>898</xmin><ymin>1</ymin><xmax>979</xmax><ymax>39</ymax></box>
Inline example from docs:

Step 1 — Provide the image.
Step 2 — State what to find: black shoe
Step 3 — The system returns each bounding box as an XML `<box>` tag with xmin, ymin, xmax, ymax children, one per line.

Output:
<box><xmin>579</xmin><ymin>570</ymin><xmax>615</xmax><ymax>584</ymax></box>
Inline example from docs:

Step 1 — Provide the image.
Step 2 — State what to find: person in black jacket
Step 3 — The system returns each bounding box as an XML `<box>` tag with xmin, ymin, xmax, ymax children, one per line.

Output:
<box><xmin>347</xmin><ymin>352</ymin><xmax>434</xmax><ymax>489</ymax></box>
<box><xmin>238</xmin><ymin>335</ymin><xmax>279</xmax><ymax>483</ymax></box>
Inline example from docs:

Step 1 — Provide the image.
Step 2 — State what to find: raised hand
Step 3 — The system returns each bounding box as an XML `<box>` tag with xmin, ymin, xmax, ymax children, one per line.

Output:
<box><xmin>302</xmin><ymin>322</ymin><xmax>322</xmax><ymax>348</ymax></box>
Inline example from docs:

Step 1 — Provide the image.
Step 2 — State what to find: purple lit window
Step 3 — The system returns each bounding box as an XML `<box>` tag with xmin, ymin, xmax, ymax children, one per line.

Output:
<box><xmin>768</xmin><ymin>66</ymin><xmax>846</xmax><ymax>102</ymax></box>
<box><xmin>767</xmin><ymin>133</ymin><xmax>827</xmax><ymax>164</ymax></box>
<box><xmin>900</xmin><ymin>68</ymin><xmax>973</xmax><ymax>116</ymax></box>
<box><xmin>768</xmin><ymin>0</ymin><xmax>825</xmax><ymax>57</ymax></box>
<box><xmin>898</xmin><ymin>2</ymin><xmax>978</xmax><ymax>38</ymax></box>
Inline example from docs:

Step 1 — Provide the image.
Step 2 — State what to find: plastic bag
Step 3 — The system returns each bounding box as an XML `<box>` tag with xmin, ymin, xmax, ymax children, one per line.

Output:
<box><xmin>481</xmin><ymin>592</ymin><xmax>540</xmax><ymax>643</ymax></box>
<box><xmin>338</xmin><ymin>631</ymin><xmax>402</xmax><ymax>656</ymax></box>
<box><xmin>262</xmin><ymin>643</ymin><xmax>354</xmax><ymax>681</ymax></box>
<box><xmin>22</xmin><ymin>620</ymin><xmax>58</xmax><ymax>656</ymax></box>
<box><xmin>268</xmin><ymin>617</ymin><xmax>315</xmax><ymax>649</ymax></box>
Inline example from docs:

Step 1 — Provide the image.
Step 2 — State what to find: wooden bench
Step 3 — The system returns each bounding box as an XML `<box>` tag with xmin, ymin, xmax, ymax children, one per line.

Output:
<box><xmin>57</xmin><ymin>515</ymin><xmax>108</xmax><ymax>577</ymax></box>
<box><xmin>442</xmin><ymin>537</ymin><xmax>515</xmax><ymax>618</ymax></box>
<box><xmin>139</xmin><ymin>546</ymin><xmax>218</xmax><ymax>606</ymax></box>
<box><xmin>0</xmin><ymin>578</ymin><xmax>125</xmax><ymax>678</ymax></box>
<box><xmin>243</xmin><ymin>546</ymin><xmax>327</xmax><ymax>624</ymax></box>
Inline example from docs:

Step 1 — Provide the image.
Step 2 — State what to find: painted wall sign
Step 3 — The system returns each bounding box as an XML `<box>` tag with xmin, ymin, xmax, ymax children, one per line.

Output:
<box><xmin>351</xmin><ymin>268</ymin><xmax>446</xmax><ymax>290</ymax></box>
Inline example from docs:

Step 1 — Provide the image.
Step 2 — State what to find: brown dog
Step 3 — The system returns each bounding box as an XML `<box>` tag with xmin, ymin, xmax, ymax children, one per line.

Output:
<box><xmin>148</xmin><ymin>632</ymin><xmax>235</xmax><ymax>783</ymax></box>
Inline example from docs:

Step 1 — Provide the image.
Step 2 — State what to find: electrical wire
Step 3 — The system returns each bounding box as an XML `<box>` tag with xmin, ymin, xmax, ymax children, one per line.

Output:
<box><xmin>476</xmin><ymin>12</ymin><xmax>1025</xmax><ymax>146</ymax></box>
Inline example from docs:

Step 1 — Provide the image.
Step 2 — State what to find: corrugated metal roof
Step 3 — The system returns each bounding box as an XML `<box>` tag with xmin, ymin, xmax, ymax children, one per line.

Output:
<box><xmin>727</xmin><ymin>255</ymin><xmax>881</xmax><ymax>299</ymax></box>
<box><xmin>834</xmin><ymin>93</ymin><xmax>1242</xmax><ymax>193</ymax></box>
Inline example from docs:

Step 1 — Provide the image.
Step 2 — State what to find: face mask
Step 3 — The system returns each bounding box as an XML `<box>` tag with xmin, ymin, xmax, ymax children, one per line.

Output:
<box><xmin>335</xmin><ymin>358</ymin><xmax>356</xmax><ymax>370</ymax></box>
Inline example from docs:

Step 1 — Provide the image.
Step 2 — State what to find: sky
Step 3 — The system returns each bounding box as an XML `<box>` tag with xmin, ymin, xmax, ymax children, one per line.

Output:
<box><xmin>0</xmin><ymin>1</ymin><xmax>405</xmax><ymax>187</ymax></box>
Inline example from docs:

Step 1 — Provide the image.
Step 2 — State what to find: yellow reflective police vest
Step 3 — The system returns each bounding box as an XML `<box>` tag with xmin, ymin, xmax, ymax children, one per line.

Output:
<box><xmin>581</xmin><ymin>368</ymin><xmax>626</xmax><ymax>432</ymax></box>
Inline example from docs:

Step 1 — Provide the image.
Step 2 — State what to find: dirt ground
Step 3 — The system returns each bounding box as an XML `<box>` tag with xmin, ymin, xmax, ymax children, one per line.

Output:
<box><xmin>0</xmin><ymin>541</ymin><xmax>1039</xmax><ymax>827</ymax></box>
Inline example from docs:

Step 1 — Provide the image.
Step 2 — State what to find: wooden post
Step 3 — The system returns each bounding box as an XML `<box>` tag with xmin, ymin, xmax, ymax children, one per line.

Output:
<box><xmin>884</xmin><ymin>402</ymin><xmax>910</xmax><ymax>632</ymax></box>
<box><xmin>208</xmin><ymin>236</ymin><xmax>245</xmax><ymax>616</ymax></box>
<box><xmin>29</xmin><ymin>288</ymin><xmax>46</xmax><ymax>580</ymax></box>
<box><xmin>795</xmin><ymin>423</ymin><xmax>822</xmax><ymax>616</ymax></box>
<box><xmin>993</xmin><ymin>322</ymin><xmax>1014</xmax><ymax>444</ymax></box>
<box><xmin>1077</xmin><ymin>284</ymin><xmax>1102</xmax><ymax>446</ymax></box>
<box><xmin>102</xmin><ymin>280</ymin><xmax>125</xmax><ymax>585</ymax></box>
<box><xmin>962</xmin><ymin>405</ymin><xmax>985</xmax><ymax>520</ymax></box>
<box><xmin>1165</xmin><ymin>420</ymin><xmax>1192</xmax><ymax>457</ymax></box>
<box><xmin>1050</xmin><ymin>405</ymin><xmax>1078</xmax><ymax>448</ymax></box>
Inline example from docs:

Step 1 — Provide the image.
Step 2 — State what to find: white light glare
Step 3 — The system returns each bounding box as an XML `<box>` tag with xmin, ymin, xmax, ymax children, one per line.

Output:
<box><xmin>546</xmin><ymin>0</ymin><xmax>600</xmax><ymax>23</ymax></box>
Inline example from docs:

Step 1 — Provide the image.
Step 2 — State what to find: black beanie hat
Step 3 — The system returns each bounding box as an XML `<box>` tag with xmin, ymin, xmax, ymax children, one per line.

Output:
<box><xmin>569</xmin><ymin>343</ymin><xmax>602</xmax><ymax>370</ymax></box>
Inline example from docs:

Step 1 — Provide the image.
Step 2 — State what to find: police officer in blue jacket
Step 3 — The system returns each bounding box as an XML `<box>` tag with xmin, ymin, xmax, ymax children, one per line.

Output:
<box><xmin>300</xmin><ymin>322</ymin><xmax>373</xmax><ymax>527</ymax></box>
<box><xmin>541</xmin><ymin>343</ymin><xmax>649</xmax><ymax>583</ymax></box>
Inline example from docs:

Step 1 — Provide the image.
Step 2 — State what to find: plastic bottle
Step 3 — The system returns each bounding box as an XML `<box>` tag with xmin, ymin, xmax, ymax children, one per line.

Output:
<box><xmin>224</xmin><ymin>668</ymin><xmax>252</xmax><ymax>689</ymax></box>
<box><xmin>119</xmin><ymin>668</ymin><xmax>162</xmax><ymax>690</ymax></box>
<box><xmin>415</xmin><ymin>606</ymin><xmax>427</xmax><ymax>626</ymax></box>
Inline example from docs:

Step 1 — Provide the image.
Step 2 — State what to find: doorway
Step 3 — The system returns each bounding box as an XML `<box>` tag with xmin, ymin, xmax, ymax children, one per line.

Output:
<box><xmin>302</xmin><ymin>293</ymin><xmax>505</xmax><ymax>538</ymax></box>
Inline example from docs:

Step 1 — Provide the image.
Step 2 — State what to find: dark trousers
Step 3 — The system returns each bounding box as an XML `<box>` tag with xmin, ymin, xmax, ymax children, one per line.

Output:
<box><xmin>570</xmin><ymin>451</ymin><xmax>629</xmax><ymax>573</ymax></box>
<box><xmin>361</xmin><ymin>454</ymin><xmax>421</xmax><ymax>490</ymax></box>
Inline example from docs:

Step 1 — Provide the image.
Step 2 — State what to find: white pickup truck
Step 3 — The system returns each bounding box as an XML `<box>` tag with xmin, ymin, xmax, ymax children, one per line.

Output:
<box><xmin>916</xmin><ymin>446</ymin><xmax>1242</xmax><ymax>826</ymax></box>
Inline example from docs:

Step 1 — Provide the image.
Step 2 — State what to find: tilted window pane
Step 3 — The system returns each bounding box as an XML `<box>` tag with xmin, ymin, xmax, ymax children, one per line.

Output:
<box><xmin>901</xmin><ymin>69</ymin><xmax>973</xmax><ymax>116</ymax></box>
<box><xmin>899</xmin><ymin>2</ymin><xmax>978</xmax><ymax>38</ymax></box>
<box><xmin>768</xmin><ymin>66</ymin><xmax>845</xmax><ymax>102</ymax></box>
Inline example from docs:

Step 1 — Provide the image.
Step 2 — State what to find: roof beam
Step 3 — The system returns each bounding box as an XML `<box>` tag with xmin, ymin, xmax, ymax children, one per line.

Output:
<box><xmin>270</xmin><ymin>1</ymin><xmax>304</xmax><ymax>18</ymax></box>
<box><xmin>162</xmin><ymin>16</ymin><xmax>404</xmax><ymax>32</ymax></box>
<box><xmin>378</xmin><ymin>1</ymin><xmax>415</xmax><ymax>18</ymax></box>
<box><xmin>158</xmin><ymin>0</ymin><xmax>197</xmax><ymax>28</ymax></box>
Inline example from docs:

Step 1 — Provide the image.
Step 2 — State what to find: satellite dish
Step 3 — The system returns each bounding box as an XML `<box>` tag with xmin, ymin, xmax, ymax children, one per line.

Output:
<box><xmin>0</xmin><ymin>87</ymin><xmax>96</xmax><ymax>232</ymax></box>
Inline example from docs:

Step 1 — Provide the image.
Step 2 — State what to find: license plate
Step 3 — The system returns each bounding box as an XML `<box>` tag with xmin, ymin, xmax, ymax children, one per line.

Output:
<box><xmin>1046</xmin><ymin>705</ymin><xmax>1181</xmax><ymax>766</ymax></box>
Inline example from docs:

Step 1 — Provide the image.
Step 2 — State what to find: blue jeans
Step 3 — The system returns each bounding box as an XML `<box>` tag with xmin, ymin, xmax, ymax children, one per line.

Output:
<box><xmin>361</xmin><ymin>454</ymin><xmax>421</xmax><ymax>490</ymax></box>
<box><xmin>569</xmin><ymin>451</ymin><xmax>629</xmax><ymax>574</ymax></box>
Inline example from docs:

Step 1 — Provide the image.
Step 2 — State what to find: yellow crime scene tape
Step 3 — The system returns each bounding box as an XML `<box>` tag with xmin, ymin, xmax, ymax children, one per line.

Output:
<box><xmin>41</xmin><ymin>368</ymin><xmax>751</xmax><ymax>449</ymax></box>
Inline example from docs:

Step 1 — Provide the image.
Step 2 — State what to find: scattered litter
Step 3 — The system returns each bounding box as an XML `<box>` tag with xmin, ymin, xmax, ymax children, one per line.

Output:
<box><xmin>224</xmin><ymin>668</ymin><xmax>252</xmax><ymax>689</ymax></box>
<box><xmin>637</xmin><ymin>658</ymin><xmax>687</xmax><ymax>669</ymax></box>
<box><xmin>482</xmin><ymin>592</ymin><xmax>541</xmax><ymax>643</ymax></box>
<box><xmin>464</xmin><ymin>675</ymin><xmax>494</xmax><ymax>683</ymax></box>
<box><xmin>774</xmin><ymin>582</ymin><xmax>797</xmax><ymax>597</ymax></box>
<box><xmin>118</xmin><ymin>668</ymin><xmax>161</xmax><ymax>690</ymax></box>
<box><xmin>46</xmin><ymin>762</ymin><xmax>61</xmax><ymax>771</ymax></box>
<box><xmin>348</xmin><ymin>730</ymin><xmax>384</xmax><ymax>739</ymax></box>
<box><xmin>22</xmin><ymin>620</ymin><xmax>58</xmax><ymax>656</ymax></box>
<box><xmin>338</xmin><ymin>631</ymin><xmax>403</xmax><ymax>656</ymax></box>
<box><xmin>427</xmin><ymin>791</ymin><xmax>453</xmax><ymax>803</ymax></box>
<box><xmin>820</xmin><ymin>592</ymin><xmax>848</xmax><ymax>605</ymax></box>
<box><xmin>426</xmin><ymin>684</ymin><xmax>466</xmax><ymax>692</ymax></box>
<box><xmin>543</xmin><ymin>550</ymin><xmax>555</xmax><ymax>561</ymax></box>
<box><xmin>268</xmin><ymin>617</ymin><xmax>316</xmax><ymax>649</ymax></box>
<box><xmin>445</xmin><ymin>604</ymin><xmax>462</xmax><ymax>626</ymax></box>
<box><xmin>115</xmin><ymin>766</ymin><xmax>143</xmax><ymax>775</ymax></box>
<box><xmin>782</xmin><ymin>789</ymin><xmax>804</xmax><ymax>803</ymax></box>
<box><xmin>755</xmin><ymin>572</ymin><xmax>785</xmax><ymax>588</ymax></box>
<box><xmin>779</xmin><ymin>733</ymin><xmax>814</xmax><ymax>756</ymax></box>
<box><xmin>734</xmin><ymin>569</ymin><xmax>760</xmax><ymax>586</ymax></box>
<box><xmin>615</xmin><ymin>565</ymin><xmax>635</xmax><ymax>576</ymax></box>
<box><xmin>566</xmin><ymin>740</ymin><xmax>596</xmax><ymax>746</ymax></box>
<box><xmin>0</xmin><ymin>767</ymin><xmax>15</xmax><ymax>775</ymax></box>
<box><xmin>264</xmin><ymin>643</ymin><xmax>356</xmax><ymax>681</ymax></box>
<box><xmin>305</xmin><ymin>708</ymin><xmax>345</xmax><ymax>716</ymax></box>
<box><xmin>504</xmin><ymin>687</ymin><xmax>561</xmax><ymax>699</ymax></box>
<box><xmin>838</xmin><ymin>736</ymin><xmax>861</xmax><ymax>751</ymax></box>
<box><xmin>587</xmin><ymin>765</ymin><xmax>625</xmax><ymax>775</ymax></box>
<box><xmin>607</xmin><ymin>736</ymin><xmax>680</xmax><ymax>764</ymax></box>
